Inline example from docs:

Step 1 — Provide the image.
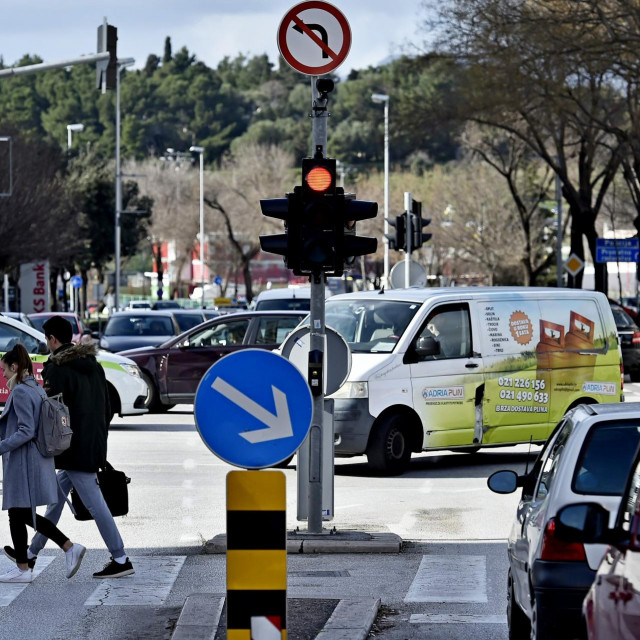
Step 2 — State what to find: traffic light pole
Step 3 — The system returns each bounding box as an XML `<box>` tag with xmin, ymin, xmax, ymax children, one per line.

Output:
<box><xmin>307</xmin><ymin>77</ymin><xmax>328</xmax><ymax>535</ymax></box>
<box><xmin>404</xmin><ymin>192</ymin><xmax>412</xmax><ymax>287</ymax></box>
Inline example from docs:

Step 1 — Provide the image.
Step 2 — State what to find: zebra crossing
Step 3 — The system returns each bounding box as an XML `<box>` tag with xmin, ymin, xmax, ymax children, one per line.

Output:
<box><xmin>0</xmin><ymin>554</ymin><xmax>187</xmax><ymax>608</ymax></box>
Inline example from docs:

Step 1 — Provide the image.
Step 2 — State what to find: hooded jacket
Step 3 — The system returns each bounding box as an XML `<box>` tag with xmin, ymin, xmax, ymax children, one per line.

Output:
<box><xmin>43</xmin><ymin>342</ymin><xmax>111</xmax><ymax>472</ymax></box>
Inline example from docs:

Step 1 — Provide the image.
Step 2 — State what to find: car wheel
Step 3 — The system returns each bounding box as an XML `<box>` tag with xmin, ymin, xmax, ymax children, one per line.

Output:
<box><xmin>366</xmin><ymin>414</ymin><xmax>411</xmax><ymax>475</ymax></box>
<box><xmin>507</xmin><ymin>571</ymin><xmax>530</xmax><ymax>640</ymax></box>
<box><xmin>631</xmin><ymin>370</ymin><xmax>640</xmax><ymax>383</ymax></box>
<box><xmin>107</xmin><ymin>383</ymin><xmax>119</xmax><ymax>425</ymax></box>
<box><xmin>141</xmin><ymin>372</ymin><xmax>174</xmax><ymax>413</ymax></box>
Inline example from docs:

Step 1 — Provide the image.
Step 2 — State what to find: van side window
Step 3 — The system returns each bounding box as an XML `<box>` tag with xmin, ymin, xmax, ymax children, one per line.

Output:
<box><xmin>415</xmin><ymin>305</ymin><xmax>472</xmax><ymax>360</ymax></box>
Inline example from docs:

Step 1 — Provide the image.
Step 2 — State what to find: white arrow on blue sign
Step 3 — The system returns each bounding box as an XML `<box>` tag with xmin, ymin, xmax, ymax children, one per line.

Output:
<box><xmin>194</xmin><ymin>349</ymin><xmax>313</xmax><ymax>469</ymax></box>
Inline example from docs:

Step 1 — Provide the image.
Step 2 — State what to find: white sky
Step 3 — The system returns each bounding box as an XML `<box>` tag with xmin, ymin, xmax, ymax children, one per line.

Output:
<box><xmin>0</xmin><ymin>1</ymin><xmax>427</xmax><ymax>77</ymax></box>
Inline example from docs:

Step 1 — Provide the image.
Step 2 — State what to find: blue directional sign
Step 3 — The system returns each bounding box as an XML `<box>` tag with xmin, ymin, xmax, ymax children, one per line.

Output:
<box><xmin>194</xmin><ymin>349</ymin><xmax>313</xmax><ymax>469</ymax></box>
<box><xmin>596</xmin><ymin>238</ymin><xmax>639</xmax><ymax>263</ymax></box>
<box><xmin>214</xmin><ymin>276</ymin><xmax>222</xmax><ymax>285</ymax></box>
<box><xmin>70</xmin><ymin>275</ymin><xmax>83</xmax><ymax>289</ymax></box>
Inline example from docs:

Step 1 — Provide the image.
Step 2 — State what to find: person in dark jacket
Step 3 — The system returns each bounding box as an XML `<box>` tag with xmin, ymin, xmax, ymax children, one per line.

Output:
<box><xmin>18</xmin><ymin>316</ymin><xmax>134</xmax><ymax>579</ymax></box>
<box><xmin>0</xmin><ymin>344</ymin><xmax>85</xmax><ymax>583</ymax></box>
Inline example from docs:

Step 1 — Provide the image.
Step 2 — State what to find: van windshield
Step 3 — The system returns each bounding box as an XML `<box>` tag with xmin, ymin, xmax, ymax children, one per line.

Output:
<box><xmin>323</xmin><ymin>299</ymin><xmax>421</xmax><ymax>353</ymax></box>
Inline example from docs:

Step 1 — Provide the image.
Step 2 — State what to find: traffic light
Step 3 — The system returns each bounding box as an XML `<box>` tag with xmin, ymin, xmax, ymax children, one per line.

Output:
<box><xmin>386</xmin><ymin>214</ymin><xmax>407</xmax><ymax>252</ymax></box>
<box><xmin>96</xmin><ymin>21</ymin><xmax>117</xmax><ymax>91</ymax></box>
<box><xmin>410</xmin><ymin>200</ymin><xmax>431</xmax><ymax>250</ymax></box>
<box><xmin>259</xmin><ymin>190</ymin><xmax>302</xmax><ymax>274</ymax></box>
<box><xmin>260</xmin><ymin>151</ymin><xmax>378</xmax><ymax>277</ymax></box>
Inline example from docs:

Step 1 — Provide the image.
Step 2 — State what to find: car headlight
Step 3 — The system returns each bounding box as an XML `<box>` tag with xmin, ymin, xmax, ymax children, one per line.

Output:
<box><xmin>121</xmin><ymin>363</ymin><xmax>141</xmax><ymax>378</ymax></box>
<box><xmin>329</xmin><ymin>381</ymin><xmax>368</xmax><ymax>399</ymax></box>
<box><xmin>100</xmin><ymin>338</ymin><xmax>110</xmax><ymax>350</ymax></box>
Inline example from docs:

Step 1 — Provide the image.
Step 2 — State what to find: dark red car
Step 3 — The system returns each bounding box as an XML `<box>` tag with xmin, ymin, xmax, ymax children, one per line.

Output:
<box><xmin>119</xmin><ymin>310</ymin><xmax>305</xmax><ymax>412</ymax></box>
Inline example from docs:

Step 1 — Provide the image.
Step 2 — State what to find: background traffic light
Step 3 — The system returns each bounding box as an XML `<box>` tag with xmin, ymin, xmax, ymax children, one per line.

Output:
<box><xmin>386</xmin><ymin>214</ymin><xmax>407</xmax><ymax>252</ymax></box>
<box><xmin>410</xmin><ymin>200</ymin><xmax>431</xmax><ymax>250</ymax></box>
<box><xmin>96</xmin><ymin>22</ymin><xmax>118</xmax><ymax>91</ymax></box>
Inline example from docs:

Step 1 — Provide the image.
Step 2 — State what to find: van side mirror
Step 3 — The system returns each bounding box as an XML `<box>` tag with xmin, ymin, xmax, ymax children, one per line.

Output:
<box><xmin>415</xmin><ymin>335</ymin><xmax>440</xmax><ymax>358</ymax></box>
<box><xmin>555</xmin><ymin>503</ymin><xmax>611</xmax><ymax>544</ymax></box>
<box><xmin>487</xmin><ymin>470</ymin><xmax>519</xmax><ymax>494</ymax></box>
<box><xmin>37</xmin><ymin>341</ymin><xmax>49</xmax><ymax>355</ymax></box>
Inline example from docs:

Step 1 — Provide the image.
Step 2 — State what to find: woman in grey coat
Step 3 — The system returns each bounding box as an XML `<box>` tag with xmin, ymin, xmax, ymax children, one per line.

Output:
<box><xmin>0</xmin><ymin>344</ymin><xmax>85</xmax><ymax>583</ymax></box>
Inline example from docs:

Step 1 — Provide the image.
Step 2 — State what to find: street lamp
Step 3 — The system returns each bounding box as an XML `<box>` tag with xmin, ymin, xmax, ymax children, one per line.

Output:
<box><xmin>66</xmin><ymin>123</ymin><xmax>84</xmax><ymax>150</ymax></box>
<box><xmin>190</xmin><ymin>145</ymin><xmax>205</xmax><ymax>309</ymax></box>
<box><xmin>371</xmin><ymin>93</ymin><xmax>390</xmax><ymax>287</ymax></box>
<box><xmin>114</xmin><ymin>57</ymin><xmax>134</xmax><ymax>311</ymax></box>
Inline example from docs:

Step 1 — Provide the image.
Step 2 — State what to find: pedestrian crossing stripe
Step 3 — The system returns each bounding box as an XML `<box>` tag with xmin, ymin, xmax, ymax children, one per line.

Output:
<box><xmin>0</xmin><ymin>556</ymin><xmax>55</xmax><ymax>607</ymax></box>
<box><xmin>411</xmin><ymin>614</ymin><xmax>507</xmax><ymax>624</ymax></box>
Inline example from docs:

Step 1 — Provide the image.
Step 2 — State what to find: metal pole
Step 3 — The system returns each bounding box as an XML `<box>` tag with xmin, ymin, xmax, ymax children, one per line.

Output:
<box><xmin>383</xmin><ymin>101</ymin><xmax>390</xmax><ymax>287</ymax></box>
<box><xmin>308</xmin><ymin>76</ymin><xmax>327</xmax><ymax>535</ymax></box>
<box><xmin>0</xmin><ymin>52</ymin><xmax>109</xmax><ymax>78</ymax></box>
<box><xmin>199</xmin><ymin>152</ymin><xmax>205</xmax><ymax>309</ymax></box>
<box><xmin>115</xmin><ymin>66</ymin><xmax>122</xmax><ymax>311</ymax></box>
<box><xmin>404</xmin><ymin>192</ymin><xmax>412</xmax><ymax>287</ymax></box>
<box><xmin>556</xmin><ymin>172</ymin><xmax>563</xmax><ymax>287</ymax></box>
<box><xmin>67</xmin><ymin>128</ymin><xmax>72</xmax><ymax>151</ymax></box>
<box><xmin>3</xmin><ymin>274</ymin><xmax>8</xmax><ymax>312</ymax></box>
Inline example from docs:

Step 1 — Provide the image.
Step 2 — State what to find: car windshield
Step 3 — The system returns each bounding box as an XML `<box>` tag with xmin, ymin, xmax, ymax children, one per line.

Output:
<box><xmin>173</xmin><ymin>313</ymin><xmax>205</xmax><ymax>332</ymax></box>
<box><xmin>30</xmin><ymin>315</ymin><xmax>79</xmax><ymax>334</ymax></box>
<box><xmin>256</xmin><ymin>299</ymin><xmax>311</xmax><ymax>311</ymax></box>
<box><xmin>316</xmin><ymin>298</ymin><xmax>422</xmax><ymax>353</ymax></box>
<box><xmin>105</xmin><ymin>315</ymin><xmax>174</xmax><ymax>336</ymax></box>
<box><xmin>573</xmin><ymin>421</ymin><xmax>640</xmax><ymax>495</ymax></box>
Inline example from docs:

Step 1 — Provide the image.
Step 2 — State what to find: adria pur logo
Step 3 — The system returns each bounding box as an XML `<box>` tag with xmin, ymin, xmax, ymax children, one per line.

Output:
<box><xmin>509</xmin><ymin>310</ymin><xmax>533</xmax><ymax>345</ymax></box>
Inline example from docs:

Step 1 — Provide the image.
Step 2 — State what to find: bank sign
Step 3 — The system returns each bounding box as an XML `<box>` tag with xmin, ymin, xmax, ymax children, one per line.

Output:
<box><xmin>20</xmin><ymin>261</ymin><xmax>49</xmax><ymax>314</ymax></box>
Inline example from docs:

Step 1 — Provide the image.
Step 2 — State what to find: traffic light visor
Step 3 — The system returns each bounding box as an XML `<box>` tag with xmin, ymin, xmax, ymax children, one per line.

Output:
<box><xmin>305</xmin><ymin>166</ymin><xmax>333</xmax><ymax>192</ymax></box>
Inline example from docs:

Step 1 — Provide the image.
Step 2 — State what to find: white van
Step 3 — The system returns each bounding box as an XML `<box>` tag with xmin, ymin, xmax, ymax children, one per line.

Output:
<box><xmin>326</xmin><ymin>287</ymin><xmax>622</xmax><ymax>474</ymax></box>
<box><xmin>254</xmin><ymin>288</ymin><xmax>311</xmax><ymax>311</ymax></box>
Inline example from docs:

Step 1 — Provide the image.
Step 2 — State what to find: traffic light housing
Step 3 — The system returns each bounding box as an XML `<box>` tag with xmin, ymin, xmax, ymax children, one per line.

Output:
<box><xmin>410</xmin><ymin>200</ymin><xmax>431</xmax><ymax>250</ymax></box>
<box><xmin>97</xmin><ymin>22</ymin><xmax>117</xmax><ymax>91</ymax></box>
<box><xmin>260</xmin><ymin>152</ymin><xmax>378</xmax><ymax>277</ymax></box>
<box><xmin>386</xmin><ymin>214</ymin><xmax>407</xmax><ymax>252</ymax></box>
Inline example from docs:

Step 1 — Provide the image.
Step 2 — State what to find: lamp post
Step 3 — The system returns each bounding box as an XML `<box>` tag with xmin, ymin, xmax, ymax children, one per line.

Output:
<box><xmin>371</xmin><ymin>93</ymin><xmax>390</xmax><ymax>287</ymax></box>
<box><xmin>114</xmin><ymin>57</ymin><xmax>134</xmax><ymax>311</ymax></box>
<box><xmin>66</xmin><ymin>123</ymin><xmax>84</xmax><ymax>150</ymax></box>
<box><xmin>189</xmin><ymin>145</ymin><xmax>205</xmax><ymax>308</ymax></box>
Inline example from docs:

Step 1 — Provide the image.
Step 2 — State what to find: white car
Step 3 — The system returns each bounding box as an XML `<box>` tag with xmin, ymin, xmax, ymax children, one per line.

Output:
<box><xmin>0</xmin><ymin>314</ymin><xmax>148</xmax><ymax>421</ymax></box>
<box><xmin>488</xmin><ymin>403</ymin><xmax>640</xmax><ymax>640</ymax></box>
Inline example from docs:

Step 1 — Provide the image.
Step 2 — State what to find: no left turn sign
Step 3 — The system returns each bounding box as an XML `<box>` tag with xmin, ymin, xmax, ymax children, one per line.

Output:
<box><xmin>278</xmin><ymin>1</ymin><xmax>351</xmax><ymax>75</ymax></box>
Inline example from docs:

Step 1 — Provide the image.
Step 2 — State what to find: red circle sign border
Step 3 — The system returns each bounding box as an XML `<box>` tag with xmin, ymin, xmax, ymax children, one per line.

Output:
<box><xmin>278</xmin><ymin>1</ymin><xmax>352</xmax><ymax>75</ymax></box>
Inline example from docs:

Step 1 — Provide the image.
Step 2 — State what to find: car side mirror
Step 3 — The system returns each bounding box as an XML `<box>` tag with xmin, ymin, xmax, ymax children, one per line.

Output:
<box><xmin>37</xmin><ymin>341</ymin><xmax>49</xmax><ymax>355</ymax></box>
<box><xmin>487</xmin><ymin>470</ymin><xmax>519</xmax><ymax>494</ymax></box>
<box><xmin>415</xmin><ymin>335</ymin><xmax>440</xmax><ymax>358</ymax></box>
<box><xmin>91</xmin><ymin>331</ymin><xmax>101</xmax><ymax>340</ymax></box>
<box><xmin>555</xmin><ymin>503</ymin><xmax>611</xmax><ymax>544</ymax></box>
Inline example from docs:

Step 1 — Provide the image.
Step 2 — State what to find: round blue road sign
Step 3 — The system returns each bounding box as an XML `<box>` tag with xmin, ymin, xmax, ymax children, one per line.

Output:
<box><xmin>194</xmin><ymin>349</ymin><xmax>313</xmax><ymax>469</ymax></box>
<box><xmin>70</xmin><ymin>275</ymin><xmax>82</xmax><ymax>289</ymax></box>
<box><xmin>214</xmin><ymin>276</ymin><xmax>222</xmax><ymax>285</ymax></box>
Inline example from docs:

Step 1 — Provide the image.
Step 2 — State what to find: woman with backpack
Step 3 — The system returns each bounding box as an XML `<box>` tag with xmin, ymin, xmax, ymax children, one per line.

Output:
<box><xmin>0</xmin><ymin>343</ymin><xmax>85</xmax><ymax>583</ymax></box>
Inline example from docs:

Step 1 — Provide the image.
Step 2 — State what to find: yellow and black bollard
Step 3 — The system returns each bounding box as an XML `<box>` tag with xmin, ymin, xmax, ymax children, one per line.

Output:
<box><xmin>226</xmin><ymin>470</ymin><xmax>287</xmax><ymax>639</ymax></box>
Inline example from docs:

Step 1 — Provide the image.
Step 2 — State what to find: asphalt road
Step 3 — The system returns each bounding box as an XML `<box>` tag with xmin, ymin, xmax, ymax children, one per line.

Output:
<box><xmin>0</xmin><ymin>384</ymin><xmax>637</xmax><ymax>639</ymax></box>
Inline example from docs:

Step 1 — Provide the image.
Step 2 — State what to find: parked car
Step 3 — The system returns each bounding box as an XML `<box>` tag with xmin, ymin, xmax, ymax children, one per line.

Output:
<box><xmin>120</xmin><ymin>310</ymin><xmax>305</xmax><ymax>411</ymax></box>
<box><xmin>554</xmin><ymin>437</ymin><xmax>640</xmax><ymax>640</ymax></box>
<box><xmin>1</xmin><ymin>312</ymin><xmax>35</xmax><ymax>328</ymax></box>
<box><xmin>0</xmin><ymin>314</ymin><xmax>148</xmax><ymax>421</ymax></box>
<box><xmin>99</xmin><ymin>311</ymin><xmax>181</xmax><ymax>352</ymax></box>
<box><xmin>610</xmin><ymin>301</ymin><xmax>640</xmax><ymax>381</ymax></box>
<box><xmin>125</xmin><ymin>300</ymin><xmax>152</xmax><ymax>310</ymax></box>
<box><xmin>171</xmin><ymin>308</ymin><xmax>220</xmax><ymax>332</ymax></box>
<box><xmin>488</xmin><ymin>402</ymin><xmax>640</xmax><ymax>640</ymax></box>
<box><xmin>29</xmin><ymin>312</ymin><xmax>85</xmax><ymax>343</ymax></box>
<box><xmin>253</xmin><ymin>287</ymin><xmax>311</xmax><ymax>311</ymax></box>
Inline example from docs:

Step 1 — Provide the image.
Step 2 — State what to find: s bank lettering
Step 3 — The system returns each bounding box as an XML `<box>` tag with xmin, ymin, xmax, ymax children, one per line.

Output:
<box><xmin>33</xmin><ymin>263</ymin><xmax>46</xmax><ymax>312</ymax></box>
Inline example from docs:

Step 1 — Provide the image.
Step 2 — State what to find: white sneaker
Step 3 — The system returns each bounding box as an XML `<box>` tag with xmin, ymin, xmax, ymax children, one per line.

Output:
<box><xmin>65</xmin><ymin>543</ymin><xmax>86</xmax><ymax>579</ymax></box>
<box><xmin>0</xmin><ymin>565</ymin><xmax>32</xmax><ymax>583</ymax></box>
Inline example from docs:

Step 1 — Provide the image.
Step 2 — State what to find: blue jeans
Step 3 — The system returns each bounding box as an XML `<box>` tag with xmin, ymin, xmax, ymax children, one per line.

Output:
<box><xmin>29</xmin><ymin>470</ymin><xmax>126</xmax><ymax>559</ymax></box>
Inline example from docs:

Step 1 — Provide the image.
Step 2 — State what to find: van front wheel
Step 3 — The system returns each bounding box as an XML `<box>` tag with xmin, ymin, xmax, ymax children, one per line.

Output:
<box><xmin>366</xmin><ymin>415</ymin><xmax>411</xmax><ymax>475</ymax></box>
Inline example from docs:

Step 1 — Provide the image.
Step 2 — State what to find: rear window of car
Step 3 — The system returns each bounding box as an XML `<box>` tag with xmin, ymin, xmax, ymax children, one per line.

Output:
<box><xmin>30</xmin><ymin>315</ymin><xmax>79</xmax><ymax>334</ymax></box>
<box><xmin>254</xmin><ymin>316</ymin><xmax>302</xmax><ymax>345</ymax></box>
<box><xmin>255</xmin><ymin>299</ymin><xmax>311</xmax><ymax>311</ymax></box>
<box><xmin>573</xmin><ymin>421</ymin><xmax>640</xmax><ymax>495</ymax></box>
<box><xmin>105</xmin><ymin>316</ymin><xmax>174</xmax><ymax>336</ymax></box>
<box><xmin>611</xmin><ymin>305</ymin><xmax>636</xmax><ymax>328</ymax></box>
<box><xmin>173</xmin><ymin>313</ymin><xmax>205</xmax><ymax>332</ymax></box>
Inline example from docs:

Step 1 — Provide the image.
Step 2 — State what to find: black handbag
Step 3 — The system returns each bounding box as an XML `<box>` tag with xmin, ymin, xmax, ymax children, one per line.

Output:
<box><xmin>70</xmin><ymin>462</ymin><xmax>131</xmax><ymax>521</ymax></box>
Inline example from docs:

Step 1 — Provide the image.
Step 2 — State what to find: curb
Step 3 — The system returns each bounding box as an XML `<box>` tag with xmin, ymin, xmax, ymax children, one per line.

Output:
<box><xmin>204</xmin><ymin>531</ymin><xmax>402</xmax><ymax>554</ymax></box>
<box><xmin>170</xmin><ymin>595</ymin><xmax>380</xmax><ymax>640</ymax></box>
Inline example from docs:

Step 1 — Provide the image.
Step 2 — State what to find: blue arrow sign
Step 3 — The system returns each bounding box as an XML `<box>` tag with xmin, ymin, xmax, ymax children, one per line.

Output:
<box><xmin>194</xmin><ymin>349</ymin><xmax>313</xmax><ymax>469</ymax></box>
<box><xmin>70</xmin><ymin>275</ymin><xmax>83</xmax><ymax>289</ymax></box>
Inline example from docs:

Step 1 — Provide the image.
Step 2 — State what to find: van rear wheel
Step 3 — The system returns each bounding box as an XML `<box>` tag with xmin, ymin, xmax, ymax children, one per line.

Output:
<box><xmin>366</xmin><ymin>414</ymin><xmax>411</xmax><ymax>475</ymax></box>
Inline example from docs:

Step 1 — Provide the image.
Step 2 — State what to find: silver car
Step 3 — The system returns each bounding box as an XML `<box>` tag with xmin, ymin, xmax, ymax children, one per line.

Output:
<box><xmin>488</xmin><ymin>403</ymin><xmax>640</xmax><ymax>640</ymax></box>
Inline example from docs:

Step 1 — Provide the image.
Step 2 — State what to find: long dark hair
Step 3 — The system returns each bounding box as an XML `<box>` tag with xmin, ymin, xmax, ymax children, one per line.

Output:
<box><xmin>2</xmin><ymin>343</ymin><xmax>33</xmax><ymax>384</ymax></box>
